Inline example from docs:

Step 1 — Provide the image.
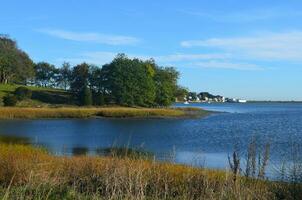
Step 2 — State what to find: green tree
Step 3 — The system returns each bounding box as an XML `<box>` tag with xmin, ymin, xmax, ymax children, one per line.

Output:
<box><xmin>0</xmin><ymin>35</ymin><xmax>34</xmax><ymax>84</ymax></box>
<box><xmin>89</xmin><ymin>65</ymin><xmax>103</xmax><ymax>93</ymax></box>
<box><xmin>70</xmin><ymin>63</ymin><xmax>90</xmax><ymax>93</ymax></box>
<box><xmin>80</xmin><ymin>87</ymin><xmax>92</xmax><ymax>106</ymax></box>
<box><xmin>57</xmin><ymin>62</ymin><xmax>71</xmax><ymax>90</ymax></box>
<box><xmin>154</xmin><ymin>67</ymin><xmax>179</xmax><ymax>106</ymax></box>
<box><xmin>101</xmin><ymin>54</ymin><xmax>156</xmax><ymax>107</ymax></box>
<box><xmin>175</xmin><ymin>86</ymin><xmax>189</xmax><ymax>101</ymax></box>
<box><xmin>34</xmin><ymin>62</ymin><xmax>58</xmax><ymax>87</ymax></box>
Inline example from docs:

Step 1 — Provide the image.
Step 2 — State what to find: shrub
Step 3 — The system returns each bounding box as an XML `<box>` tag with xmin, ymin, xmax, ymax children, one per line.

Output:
<box><xmin>3</xmin><ymin>95</ymin><xmax>18</xmax><ymax>106</ymax></box>
<box><xmin>80</xmin><ymin>87</ymin><xmax>92</xmax><ymax>106</ymax></box>
<box><xmin>93</xmin><ymin>93</ymin><xmax>105</xmax><ymax>106</ymax></box>
<box><xmin>14</xmin><ymin>87</ymin><xmax>32</xmax><ymax>100</ymax></box>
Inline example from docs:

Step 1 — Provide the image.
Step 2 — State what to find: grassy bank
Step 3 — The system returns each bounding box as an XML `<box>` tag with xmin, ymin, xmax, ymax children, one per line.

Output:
<box><xmin>0</xmin><ymin>107</ymin><xmax>209</xmax><ymax>119</ymax></box>
<box><xmin>0</xmin><ymin>143</ymin><xmax>278</xmax><ymax>200</ymax></box>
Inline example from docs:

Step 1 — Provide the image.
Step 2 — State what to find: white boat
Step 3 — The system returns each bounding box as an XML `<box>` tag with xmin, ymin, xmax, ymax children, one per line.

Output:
<box><xmin>184</xmin><ymin>101</ymin><xmax>189</xmax><ymax>105</ymax></box>
<box><xmin>238</xmin><ymin>99</ymin><xmax>247</xmax><ymax>103</ymax></box>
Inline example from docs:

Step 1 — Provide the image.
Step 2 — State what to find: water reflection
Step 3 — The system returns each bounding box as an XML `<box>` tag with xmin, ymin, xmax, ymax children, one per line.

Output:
<box><xmin>0</xmin><ymin>135</ymin><xmax>31</xmax><ymax>145</ymax></box>
<box><xmin>69</xmin><ymin>146</ymin><xmax>154</xmax><ymax>159</ymax></box>
<box><xmin>72</xmin><ymin>147</ymin><xmax>89</xmax><ymax>156</ymax></box>
<box><xmin>96</xmin><ymin>147</ymin><xmax>154</xmax><ymax>159</ymax></box>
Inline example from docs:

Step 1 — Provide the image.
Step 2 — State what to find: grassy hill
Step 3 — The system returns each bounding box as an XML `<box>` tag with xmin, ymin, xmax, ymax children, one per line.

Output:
<box><xmin>0</xmin><ymin>84</ymin><xmax>73</xmax><ymax>107</ymax></box>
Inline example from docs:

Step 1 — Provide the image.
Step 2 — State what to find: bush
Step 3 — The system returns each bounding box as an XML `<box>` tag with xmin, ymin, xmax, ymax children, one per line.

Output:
<box><xmin>80</xmin><ymin>87</ymin><xmax>92</xmax><ymax>106</ymax></box>
<box><xmin>14</xmin><ymin>87</ymin><xmax>32</xmax><ymax>100</ymax></box>
<box><xmin>3</xmin><ymin>95</ymin><xmax>18</xmax><ymax>106</ymax></box>
<box><xmin>93</xmin><ymin>93</ymin><xmax>105</xmax><ymax>106</ymax></box>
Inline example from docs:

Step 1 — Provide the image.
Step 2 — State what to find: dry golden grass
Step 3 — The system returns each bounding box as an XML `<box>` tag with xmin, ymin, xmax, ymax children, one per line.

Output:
<box><xmin>0</xmin><ymin>107</ymin><xmax>208</xmax><ymax>119</ymax></box>
<box><xmin>0</xmin><ymin>144</ymin><xmax>275</xmax><ymax>200</ymax></box>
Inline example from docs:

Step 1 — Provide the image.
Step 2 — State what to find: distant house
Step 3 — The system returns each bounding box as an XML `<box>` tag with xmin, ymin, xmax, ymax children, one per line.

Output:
<box><xmin>198</xmin><ymin>92</ymin><xmax>225</xmax><ymax>102</ymax></box>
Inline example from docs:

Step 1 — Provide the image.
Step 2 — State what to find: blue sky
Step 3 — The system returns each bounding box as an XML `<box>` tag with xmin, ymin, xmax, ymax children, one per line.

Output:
<box><xmin>1</xmin><ymin>0</ymin><xmax>302</xmax><ymax>101</ymax></box>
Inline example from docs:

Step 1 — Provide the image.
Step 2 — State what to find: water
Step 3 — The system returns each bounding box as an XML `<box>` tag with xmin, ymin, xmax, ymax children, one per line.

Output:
<box><xmin>0</xmin><ymin>103</ymin><xmax>302</xmax><ymax>178</ymax></box>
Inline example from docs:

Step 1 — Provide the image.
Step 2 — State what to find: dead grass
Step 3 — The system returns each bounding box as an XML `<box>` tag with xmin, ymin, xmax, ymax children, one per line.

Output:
<box><xmin>0</xmin><ymin>144</ymin><xmax>275</xmax><ymax>200</ymax></box>
<box><xmin>0</xmin><ymin>107</ymin><xmax>208</xmax><ymax>119</ymax></box>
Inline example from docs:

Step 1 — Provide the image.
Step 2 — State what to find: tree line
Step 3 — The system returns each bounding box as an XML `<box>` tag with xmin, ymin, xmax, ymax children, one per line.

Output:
<box><xmin>0</xmin><ymin>35</ymin><xmax>187</xmax><ymax>107</ymax></box>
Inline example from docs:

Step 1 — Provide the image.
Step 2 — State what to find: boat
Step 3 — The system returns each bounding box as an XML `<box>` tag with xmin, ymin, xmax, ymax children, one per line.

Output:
<box><xmin>184</xmin><ymin>101</ymin><xmax>189</xmax><ymax>105</ymax></box>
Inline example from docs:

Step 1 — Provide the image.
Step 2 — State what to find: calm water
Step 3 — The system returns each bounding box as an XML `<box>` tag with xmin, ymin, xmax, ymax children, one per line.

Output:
<box><xmin>0</xmin><ymin>103</ymin><xmax>302</xmax><ymax>177</ymax></box>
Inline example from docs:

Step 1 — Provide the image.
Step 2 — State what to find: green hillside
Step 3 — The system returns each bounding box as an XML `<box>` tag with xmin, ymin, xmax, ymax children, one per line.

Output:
<box><xmin>0</xmin><ymin>84</ymin><xmax>72</xmax><ymax>107</ymax></box>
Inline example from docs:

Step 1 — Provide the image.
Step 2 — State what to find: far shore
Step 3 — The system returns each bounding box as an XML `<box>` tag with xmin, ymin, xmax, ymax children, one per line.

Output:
<box><xmin>0</xmin><ymin>106</ymin><xmax>211</xmax><ymax>120</ymax></box>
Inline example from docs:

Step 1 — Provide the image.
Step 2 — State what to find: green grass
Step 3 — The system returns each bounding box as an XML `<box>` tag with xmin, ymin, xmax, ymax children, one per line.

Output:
<box><xmin>0</xmin><ymin>84</ymin><xmax>71</xmax><ymax>107</ymax></box>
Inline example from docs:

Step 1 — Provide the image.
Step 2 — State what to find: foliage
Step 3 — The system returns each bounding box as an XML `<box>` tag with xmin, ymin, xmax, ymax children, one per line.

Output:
<box><xmin>0</xmin><ymin>35</ymin><xmax>34</xmax><ymax>84</ymax></box>
<box><xmin>14</xmin><ymin>86</ymin><xmax>32</xmax><ymax>100</ymax></box>
<box><xmin>56</xmin><ymin>62</ymin><xmax>71</xmax><ymax>90</ymax></box>
<box><xmin>93</xmin><ymin>92</ymin><xmax>106</xmax><ymax>106</ymax></box>
<box><xmin>70</xmin><ymin>63</ymin><xmax>90</xmax><ymax>93</ymax></box>
<box><xmin>154</xmin><ymin>66</ymin><xmax>179</xmax><ymax>106</ymax></box>
<box><xmin>101</xmin><ymin>54</ymin><xmax>156</xmax><ymax>107</ymax></box>
<box><xmin>34</xmin><ymin>62</ymin><xmax>58</xmax><ymax>87</ymax></box>
<box><xmin>175</xmin><ymin>86</ymin><xmax>189</xmax><ymax>101</ymax></box>
<box><xmin>80</xmin><ymin>87</ymin><xmax>92</xmax><ymax>106</ymax></box>
<box><xmin>3</xmin><ymin>95</ymin><xmax>18</xmax><ymax>106</ymax></box>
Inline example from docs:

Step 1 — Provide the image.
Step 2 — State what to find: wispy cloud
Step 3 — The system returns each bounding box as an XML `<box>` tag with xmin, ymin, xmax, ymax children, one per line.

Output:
<box><xmin>192</xmin><ymin>61</ymin><xmax>263</xmax><ymax>71</ymax></box>
<box><xmin>178</xmin><ymin>7</ymin><xmax>302</xmax><ymax>23</ymax></box>
<box><xmin>154</xmin><ymin>53</ymin><xmax>230</xmax><ymax>62</ymax></box>
<box><xmin>37</xmin><ymin>29</ymin><xmax>140</xmax><ymax>45</ymax></box>
<box><xmin>58</xmin><ymin>52</ymin><xmax>231</xmax><ymax>66</ymax></box>
<box><xmin>181</xmin><ymin>31</ymin><xmax>302</xmax><ymax>62</ymax></box>
<box><xmin>57</xmin><ymin>52</ymin><xmax>117</xmax><ymax>65</ymax></box>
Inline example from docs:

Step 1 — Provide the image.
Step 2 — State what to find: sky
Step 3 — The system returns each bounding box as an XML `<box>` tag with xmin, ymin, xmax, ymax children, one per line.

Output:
<box><xmin>1</xmin><ymin>0</ymin><xmax>302</xmax><ymax>101</ymax></box>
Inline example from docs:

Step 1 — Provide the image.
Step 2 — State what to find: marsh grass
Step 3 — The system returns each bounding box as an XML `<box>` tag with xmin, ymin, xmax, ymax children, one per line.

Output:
<box><xmin>0</xmin><ymin>143</ymin><xmax>277</xmax><ymax>200</ymax></box>
<box><xmin>0</xmin><ymin>107</ymin><xmax>208</xmax><ymax>119</ymax></box>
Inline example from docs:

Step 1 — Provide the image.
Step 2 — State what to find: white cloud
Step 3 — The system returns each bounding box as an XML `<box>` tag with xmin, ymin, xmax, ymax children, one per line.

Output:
<box><xmin>181</xmin><ymin>31</ymin><xmax>302</xmax><ymax>62</ymax></box>
<box><xmin>38</xmin><ymin>29</ymin><xmax>140</xmax><ymax>45</ymax></box>
<box><xmin>193</xmin><ymin>61</ymin><xmax>263</xmax><ymax>71</ymax></box>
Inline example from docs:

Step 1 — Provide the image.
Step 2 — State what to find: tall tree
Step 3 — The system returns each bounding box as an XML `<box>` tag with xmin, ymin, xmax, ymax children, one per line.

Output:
<box><xmin>0</xmin><ymin>35</ymin><xmax>34</xmax><ymax>84</ymax></box>
<box><xmin>34</xmin><ymin>62</ymin><xmax>58</xmax><ymax>87</ymax></box>
<box><xmin>101</xmin><ymin>54</ymin><xmax>156</xmax><ymax>107</ymax></box>
<box><xmin>70</xmin><ymin>63</ymin><xmax>90</xmax><ymax>93</ymax></box>
<box><xmin>89</xmin><ymin>65</ymin><xmax>103</xmax><ymax>93</ymax></box>
<box><xmin>154</xmin><ymin>67</ymin><xmax>179</xmax><ymax>106</ymax></box>
<box><xmin>57</xmin><ymin>62</ymin><xmax>71</xmax><ymax>90</ymax></box>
